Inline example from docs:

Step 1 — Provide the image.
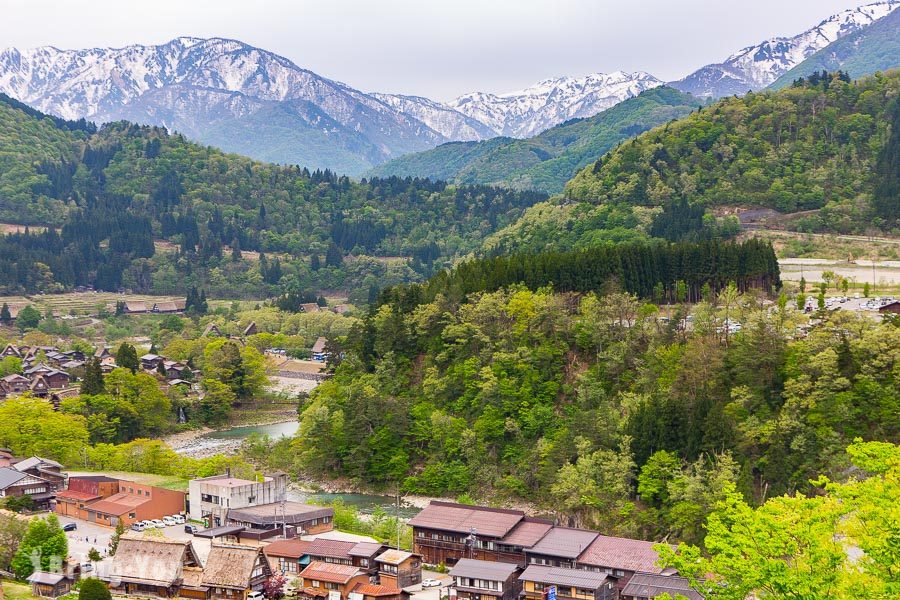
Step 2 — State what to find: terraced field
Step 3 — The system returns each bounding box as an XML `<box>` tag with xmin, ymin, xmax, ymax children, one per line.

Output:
<box><xmin>0</xmin><ymin>292</ymin><xmax>184</xmax><ymax>317</ymax></box>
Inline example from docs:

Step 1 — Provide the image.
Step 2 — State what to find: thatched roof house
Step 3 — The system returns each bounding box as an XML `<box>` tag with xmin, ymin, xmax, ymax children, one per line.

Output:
<box><xmin>202</xmin><ymin>543</ymin><xmax>271</xmax><ymax>596</ymax></box>
<box><xmin>103</xmin><ymin>536</ymin><xmax>202</xmax><ymax>597</ymax></box>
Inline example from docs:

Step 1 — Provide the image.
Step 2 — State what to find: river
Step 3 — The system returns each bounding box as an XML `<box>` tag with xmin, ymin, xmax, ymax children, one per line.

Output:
<box><xmin>192</xmin><ymin>421</ymin><xmax>418</xmax><ymax>517</ymax></box>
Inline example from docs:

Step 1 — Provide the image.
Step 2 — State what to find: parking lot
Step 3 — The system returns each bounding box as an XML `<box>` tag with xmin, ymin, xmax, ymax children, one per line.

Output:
<box><xmin>406</xmin><ymin>571</ymin><xmax>452</xmax><ymax>600</ymax></box>
<box><xmin>55</xmin><ymin>514</ymin><xmax>205</xmax><ymax>563</ymax></box>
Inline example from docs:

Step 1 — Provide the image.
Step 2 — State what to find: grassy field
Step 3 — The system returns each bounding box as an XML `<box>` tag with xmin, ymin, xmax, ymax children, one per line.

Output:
<box><xmin>1</xmin><ymin>580</ymin><xmax>38</xmax><ymax>600</ymax></box>
<box><xmin>65</xmin><ymin>470</ymin><xmax>189</xmax><ymax>491</ymax></box>
<box><xmin>741</xmin><ymin>229</ymin><xmax>900</xmax><ymax>261</ymax></box>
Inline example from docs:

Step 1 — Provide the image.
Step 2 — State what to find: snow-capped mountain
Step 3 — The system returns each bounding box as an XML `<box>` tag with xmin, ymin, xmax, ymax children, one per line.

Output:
<box><xmin>672</xmin><ymin>0</ymin><xmax>899</xmax><ymax>98</ymax></box>
<box><xmin>449</xmin><ymin>71</ymin><xmax>664</xmax><ymax>138</ymax></box>
<box><xmin>370</xmin><ymin>93</ymin><xmax>497</xmax><ymax>142</ymax></box>
<box><xmin>0</xmin><ymin>37</ymin><xmax>462</xmax><ymax>173</ymax></box>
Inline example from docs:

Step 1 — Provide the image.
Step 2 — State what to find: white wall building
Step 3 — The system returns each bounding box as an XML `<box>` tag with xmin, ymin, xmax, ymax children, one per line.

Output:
<box><xmin>188</xmin><ymin>470</ymin><xmax>287</xmax><ymax>525</ymax></box>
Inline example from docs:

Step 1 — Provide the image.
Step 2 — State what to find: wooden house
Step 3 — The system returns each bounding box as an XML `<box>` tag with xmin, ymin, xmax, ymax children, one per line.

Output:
<box><xmin>202</xmin><ymin>324</ymin><xmax>223</xmax><ymax>337</ymax></box>
<box><xmin>409</xmin><ymin>501</ymin><xmax>529</xmax><ymax>565</ymax></box>
<box><xmin>242</xmin><ymin>322</ymin><xmax>258</xmax><ymax>337</ymax></box>
<box><xmin>1</xmin><ymin>344</ymin><xmax>22</xmax><ymax>358</ymax></box>
<box><xmin>374</xmin><ymin>549</ymin><xmax>421</xmax><ymax>588</ymax></box>
<box><xmin>298</xmin><ymin>561</ymin><xmax>369</xmax><ymax>600</ymax></box>
<box><xmin>1</xmin><ymin>373</ymin><xmax>30</xmax><ymax>394</ymax></box>
<box><xmin>879</xmin><ymin>300</ymin><xmax>900</xmax><ymax>314</ymax></box>
<box><xmin>201</xmin><ymin>544</ymin><xmax>272</xmax><ymax>600</ymax></box>
<box><xmin>525</xmin><ymin>527</ymin><xmax>598</xmax><ymax>569</ymax></box>
<box><xmin>103</xmin><ymin>537</ymin><xmax>202</xmax><ymax>597</ymax></box>
<box><xmin>519</xmin><ymin>565</ymin><xmax>614</xmax><ymax>600</ymax></box>
<box><xmin>124</xmin><ymin>301</ymin><xmax>149</xmax><ymax>314</ymax></box>
<box><xmin>450</xmin><ymin>559</ymin><xmax>521</xmax><ymax>600</ymax></box>
<box><xmin>0</xmin><ymin>467</ymin><xmax>54</xmax><ymax>510</ymax></box>
<box><xmin>620</xmin><ymin>574</ymin><xmax>702</xmax><ymax>600</ymax></box>
<box><xmin>26</xmin><ymin>571</ymin><xmax>73</xmax><ymax>598</ymax></box>
<box><xmin>574</xmin><ymin>535</ymin><xmax>675</xmax><ymax>595</ymax></box>
<box><xmin>141</xmin><ymin>354</ymin><xmax>165</xmax><ymax>371</ymax></box>
<box><xmin>12</xmin><ymin>456</ymin><xmax>66</xmax><ymax>492</ymax></box>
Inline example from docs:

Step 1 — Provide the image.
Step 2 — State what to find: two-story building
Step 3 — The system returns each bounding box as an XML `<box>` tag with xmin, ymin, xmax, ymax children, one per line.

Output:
<box><xmin>104</xmin><ymin>537</ymin><xmax>203</xmax><ymax>597</ymax></box>
<box><xmin>0</xmin><ymin>467</ymin><xmax>54</xmax><ymax>510</ymax></box>
<box><xmin>525</xmin><ymin>528</ymin><xmax>598</xmax><ymax>569</ymax></box>
<box><xmin>449</xmin><ymin>558</ymin><xmax>521</xmax><ymax>600</ymax></box>
<box><xmin>201</xmin><ymin>544</ymin><xmax>272</xmax><ymax>600</ymax></box>
<box><xmin>409</xmin><ymin>501</ymin><xmax>530</xmax><ymax>565</ymax></box>
<box><xmin>81</xmin><ymin>482</ymin><xmax>185</xmax><ymax>527</ymax></box>
<box><xmin>519</xmin><ymin>565</ymin><xmax>614</xmax><ymax>600</ymax></box>
<box><xmin>55</xmin><ymin>475</ymin><xmax>119</xmax><ymax>517</ymax></box>
<box><xmin>189</xmin><ymin>471</ymin><xmax>288</xmax><ymax>526</ymax></box>
<box><xmin>374</xmin><ymin>550</ymin><xmax>422</xmax><ymax>588</ymax></box>
<box><xmin>298</xmin><ymin>561</ymin><xmax>370</xmax><ymax>600</ymax></box>
<box><xmin>574</xmin><ymin>534</ymin><xmax>675</xmax><ymax>595</ymax></box>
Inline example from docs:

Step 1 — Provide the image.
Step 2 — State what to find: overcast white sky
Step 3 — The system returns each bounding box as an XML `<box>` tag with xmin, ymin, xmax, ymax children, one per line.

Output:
<box><xmin>1</xmin><ymin>0</ymin><xmax>873</xmax><ymax>100</ymax></box>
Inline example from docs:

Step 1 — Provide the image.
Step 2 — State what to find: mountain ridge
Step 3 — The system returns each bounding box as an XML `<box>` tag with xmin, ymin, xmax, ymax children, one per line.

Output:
<box><xmin>671</xmin><ymin>0</ymin><xmax>898</xmax><ymax>97</ymax></box>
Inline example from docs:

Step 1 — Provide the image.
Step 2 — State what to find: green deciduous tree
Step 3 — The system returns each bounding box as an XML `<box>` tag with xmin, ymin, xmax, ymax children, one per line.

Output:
<box><xmin>11</xmin><ymin>513</ymin><xmax>68</xmax><ymax>579</ymax></box>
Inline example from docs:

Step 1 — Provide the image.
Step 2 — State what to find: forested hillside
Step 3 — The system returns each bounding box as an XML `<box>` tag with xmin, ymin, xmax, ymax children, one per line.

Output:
<box><xmin>367</xmin><ymin>87</ymin><xmax>704</xmax><ymax>194</ymax></box>
<box><xmin>566</xmin><ymin>70</ymin><xmax>900</xmax><ymax>234</ymax></box>
<box><xmin>0</xmin><ymin>96</ymin><xmax>545</xmax><ymax>297</ymax></box>
<box><xmin>287</xmin><ymin>269</ymin><xmax>897</xmax><ymax>542</ymax></box>
<box><xmin>769</xmin><ymin>8</ymin><xmax>900</xmax><ymax>90</ymax></box>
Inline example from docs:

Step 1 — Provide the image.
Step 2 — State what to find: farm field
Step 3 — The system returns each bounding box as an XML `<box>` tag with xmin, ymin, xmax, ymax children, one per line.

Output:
<box><xmin>0</xmin><ymin>292</ymin><xmax>184</xmax><ymax>316</ymax></box>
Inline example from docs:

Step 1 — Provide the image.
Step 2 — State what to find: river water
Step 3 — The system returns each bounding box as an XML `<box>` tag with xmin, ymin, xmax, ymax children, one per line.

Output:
<box><xmin>197</xmin><ymin>421</ymin><xmax>418</xmax><ymax>517</ymax></box>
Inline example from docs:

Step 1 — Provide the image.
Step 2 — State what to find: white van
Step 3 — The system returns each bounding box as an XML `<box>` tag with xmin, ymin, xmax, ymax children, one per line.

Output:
<box><xmin>162</xmin><ymin>516</ymin><xmax>177</xmax><ymax>526</ymax></box>
<box><xmin>172</xmin><ymin>514</ymin><xmax>186</xmax><ymax>524</ymax></box>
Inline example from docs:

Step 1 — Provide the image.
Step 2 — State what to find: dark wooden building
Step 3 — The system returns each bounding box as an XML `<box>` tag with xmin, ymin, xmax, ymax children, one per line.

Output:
<box><xmin>450</xmin><ymin>558</ymin><xmax>521</xmax><ymax>600</ymax></box>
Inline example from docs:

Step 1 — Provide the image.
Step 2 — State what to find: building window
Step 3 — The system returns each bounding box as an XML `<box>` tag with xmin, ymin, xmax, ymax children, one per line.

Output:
<box><xmin>129</xmin><ymin>513</ymin><xmax>136</xmax><ymax>519</ymax></box>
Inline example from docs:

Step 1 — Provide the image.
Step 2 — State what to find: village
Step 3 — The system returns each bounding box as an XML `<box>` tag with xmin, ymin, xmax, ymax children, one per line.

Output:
<box><xmin>1</xmin><ymin>446</ymin><xmax>700</xmax><ymax>600</ymax></box>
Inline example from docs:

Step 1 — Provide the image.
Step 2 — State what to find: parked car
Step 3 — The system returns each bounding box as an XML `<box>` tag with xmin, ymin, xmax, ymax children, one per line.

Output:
<box><xmin>172</xmin><ymin>514</ymin><xmax>186</xmax><ymax>524</ymax></box>
<box><xmin>62</xmin><ymin>523</ymin><xmax>77</xmax><ymax>532</ymax></box>
<box><xmin>81</xmin><ymin>563</ymin><xmax>93</xmax><ymax>573</ymax></box>
<box><xmin>162</xmin><ymin>516</ymin><xmax>177</xmax><ymax>526</ymax></box>
<box><xmin>131</xmin><ymin>522</ymin><xmax>145</xmax><ymax>532</ymax></box>
<box><xmin>247</xmin><ymin>592</ymin><xmax>264</xmax><ymax>600</ymax></box>
<box><xmin>150</xmin><ymin>519</ymin><xmax>165</xmax><ymax>528</ymax></box>
<box><xmin>422</xmin><ymin>579</ymin><xmax>442</xmax><ymax>588</ymax></box>
<box><xmin>139</xmin><ymin>520</ymin><xmax>155</xmax><ymax>529</ymax></box>
<box><xmin>184</xmin><ymin>524</ymin><xmax>198</xmax><ymax>534</ymax></box>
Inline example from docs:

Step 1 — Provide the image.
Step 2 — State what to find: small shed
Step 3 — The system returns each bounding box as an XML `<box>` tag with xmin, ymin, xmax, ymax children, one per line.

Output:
<box><xmin>27</xmin><ymin>571</ymin><xmax>72</xmax><ymax>598</ymax></box>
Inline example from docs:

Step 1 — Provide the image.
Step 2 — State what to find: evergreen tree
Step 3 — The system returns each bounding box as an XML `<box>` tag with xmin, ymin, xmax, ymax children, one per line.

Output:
<box><xmin>80</xmin><ymin>358</ymin><xmax>105</xmax><ymax>395</ymax></box>
<box><xmin>310</xmin><ymin>254</ymin><xmax>321</xmax><ymax>271</ymax></box>
<box><xmin>231</xmin><ymin>237</ymin><xmax>242</xmax><ymax>262</ymax></box>
<box><xmin>325</xmin><ymin>242</ymin><xmax>343</xmax><ymax>268</ymax></box>
<box><xmin>115</xmin><ymin>342</ymin><xmax>139</xmax><ymax>373</ymax></box>
<box><xmin>156</xmin><ymin>361</ymin><xmax>167</xmax><ymax>377</ymax></box>
<box><xmin>0</xmin><ymin>303</ymin><xmax>9</xmax><ymax>325</ymax></box>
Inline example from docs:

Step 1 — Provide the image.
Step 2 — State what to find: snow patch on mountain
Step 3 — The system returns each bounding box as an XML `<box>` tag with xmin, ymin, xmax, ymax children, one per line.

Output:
<box><xmin>449</xmin><ymin>71</ymin><xmax>664</xmax><ymax>138</ymax></box>
<box><xmin>672</xmin><ymin>0</ymin><xmax>899</xmax><ymax>97</ymax></box>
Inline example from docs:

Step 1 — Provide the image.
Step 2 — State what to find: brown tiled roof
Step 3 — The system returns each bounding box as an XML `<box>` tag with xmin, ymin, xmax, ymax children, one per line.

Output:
<box><xmin>576</xmin><ymin>534</ymin><xmax>671</xmax><ymax>574</ymax></box>
<box><xmin>348</xmin><ymin>542</ymin><xmax>385</xmax><ymax>557</ymax></box>
<box><xmin>86</xmin><ymin>492</ymin><xmax>148</xmax><ymax>515</ymax></box>
<box><xmin>300</xmin><ymin>561</ymin><xmax>363</xmax><ymax>584</ymax></box>
<box><xmin>305</xmin><ymin>539</ymin><xmax>356</xmax><ymax>560</ymax></box>
<box><xmin>527</xmin><ymin>527</ymin><xmax>598</xmax><ymax>560</ymax></box>
<box><xmin>352</xmin><ymin>583</ymin><xmax>402</xmax><ymax>597</ymax></box>
<box><xmin>56</xmin><ymin>489</ymin><xmax>101</xmax><ymax>502</ymax></box>
<box><xmin>408</xmin><ymin>501</ymin><xmax>524</xmax><ymax>538</ymax></box>
<box><xmin>500</xmin><ymin>519</ymin><xmax>553</xmax><ymax>548</ymax></box>
<box><xmin>264</xmin><ymin>539</ymin><xmax>312</xmax><ymax>559</ymax></box>
<box><xmin>621</xmin><ymin>574</ymin><xmax>703</xmax><ymax>600</ymax></box>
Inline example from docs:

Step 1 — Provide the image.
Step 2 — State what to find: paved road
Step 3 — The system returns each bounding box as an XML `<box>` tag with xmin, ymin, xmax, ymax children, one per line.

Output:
<box><xmin>406</xmin><ymin>571</ymin><xmax>452</xmax><ymax>600</ymax></box>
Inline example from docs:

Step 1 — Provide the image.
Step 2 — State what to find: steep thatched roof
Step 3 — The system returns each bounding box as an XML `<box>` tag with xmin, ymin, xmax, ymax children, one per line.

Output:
<box><xmin>105</xmin><ymin>536</ymin><xmax>200</xmax><ymax>587</ymax></box>
<box><xmin>202</xmin><ymin>544</ymin><xmax>270</xmax><ymax>590</ymax></box>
